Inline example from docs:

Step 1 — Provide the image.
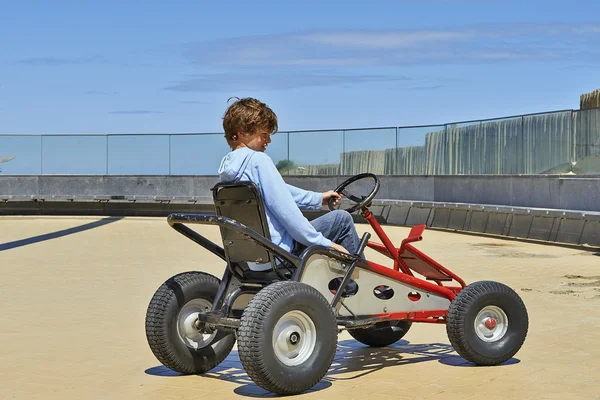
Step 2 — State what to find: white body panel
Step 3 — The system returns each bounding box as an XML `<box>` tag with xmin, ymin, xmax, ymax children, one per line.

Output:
<box><xmin>298</xmin><ymin>255</ymin><xmax>450</xmax><ymax>317</ymax></box>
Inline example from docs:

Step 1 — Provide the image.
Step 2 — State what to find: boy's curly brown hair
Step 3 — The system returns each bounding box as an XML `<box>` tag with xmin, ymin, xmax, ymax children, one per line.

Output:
<box><xmin>222</xmin><ymin>97</ymin><xmax>278</xmax><ymax>147</ymax></box>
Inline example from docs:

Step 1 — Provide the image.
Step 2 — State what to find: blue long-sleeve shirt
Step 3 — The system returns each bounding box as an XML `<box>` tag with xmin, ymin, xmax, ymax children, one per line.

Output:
<box><xmin>218</xmin><ymin>147</ymin><xmax>332</xmax><ymax>253</ymax></box>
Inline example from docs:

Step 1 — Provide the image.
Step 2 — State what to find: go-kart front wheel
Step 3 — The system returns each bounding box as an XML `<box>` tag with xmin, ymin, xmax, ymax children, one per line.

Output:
<box><xmin>446</xmin><ymin>281</ymin><xmax>528</xmax><ymax>366</ymax></box>
<box><xmin>237</xmin><ymin>281</ymin><xmax>338</xmax><ymax>395</ymax></box>
<box><xmin>145</xmin><ymin>271</ymin><xmax>236</xmax><ymax>374</ymax></box>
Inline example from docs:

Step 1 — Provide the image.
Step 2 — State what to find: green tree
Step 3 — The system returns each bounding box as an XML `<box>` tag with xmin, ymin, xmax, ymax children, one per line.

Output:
<box><xmin>276</xmin><ymin>159</ymin><xmax>296</xmax><ymax>173</ymax></box>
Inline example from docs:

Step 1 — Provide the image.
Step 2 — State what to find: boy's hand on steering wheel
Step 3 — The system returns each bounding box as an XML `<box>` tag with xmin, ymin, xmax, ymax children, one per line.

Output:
<box><xmin>322</xmin><ymin>190</ymin><xmax>342</xmax><ymax>206</ymax></box>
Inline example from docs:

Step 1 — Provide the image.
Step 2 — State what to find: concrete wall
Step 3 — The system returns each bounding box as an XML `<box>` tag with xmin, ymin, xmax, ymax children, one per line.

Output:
<box><xmin>1</xmin><ymin>174</ymin><xmax>599</xmax><ymax>211</ymax></box>
<box><xmin>0</xmin><ymin>175</ymin><xmax>219</xmax><ymax>200</ymax></box>
<box><xmin>1</xmin><ymin>174</ymin><xmax>599</xmax><ymax>248</ymax></box>
<box><xmin>363</xmin><ymin>199</ymin><xmax>600</xmax><ymax>247</ymax></box>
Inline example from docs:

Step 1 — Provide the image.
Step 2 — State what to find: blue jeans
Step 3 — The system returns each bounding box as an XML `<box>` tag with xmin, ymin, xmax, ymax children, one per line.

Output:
<box><xmin>294</xmin><ymin>210</ymin><xmax>364</xmax><ymax>259</ymax></box>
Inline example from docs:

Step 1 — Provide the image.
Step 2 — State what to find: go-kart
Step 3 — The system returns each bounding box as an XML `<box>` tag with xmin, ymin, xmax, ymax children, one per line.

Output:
<box><xmin>145</xmin><ymin>173</ymin><xmax>529</xmax><ymax>395</ymax></box>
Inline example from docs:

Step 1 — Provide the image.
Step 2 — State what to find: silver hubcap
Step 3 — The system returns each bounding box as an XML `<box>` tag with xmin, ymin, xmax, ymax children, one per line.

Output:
<box><xmin>474</xmin><ymin>305</ymin><xmax>508</xmax><ymax>342</ymax></box>
<box><xmin>176</xmin><ymin>299</ymin><xmax>217</xmax><ymax>349</ymax></box>
<box><xmin>272</xmin><ymin>311</ymin><xmax>316</xmax><ymax>366</ymax></box>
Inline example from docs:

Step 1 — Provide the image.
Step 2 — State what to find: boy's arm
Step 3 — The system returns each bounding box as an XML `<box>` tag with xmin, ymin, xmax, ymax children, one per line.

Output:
<box><xmin>286</xmin><ymin>184</ymin><xmax>322</xmax><ymax>210</ymax></box>
<box><xmin>253</xmin><ymin>154</ymin><xmax>332</xmax><ymax>248</ymax></box>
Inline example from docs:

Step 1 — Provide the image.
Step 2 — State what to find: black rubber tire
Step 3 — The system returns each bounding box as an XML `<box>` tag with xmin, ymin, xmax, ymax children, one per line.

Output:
<box><xmin>237</xmin><ymin>281</ymin><xmax>338</xmax><ymax>395</ymax></box>
<box><xmin>349</xmin><ymin>321</ymin><xmax>412</xmax><ymax>347</ymax></box>
<box><xmin>446</xmin><ymin>280</ymin><xmax>528</xmax><ymax>366</ymax></box>
<box><xmin>145</xmin><ymin>271</ymin><xmax>236</xmax><ymax>374</ymax></box>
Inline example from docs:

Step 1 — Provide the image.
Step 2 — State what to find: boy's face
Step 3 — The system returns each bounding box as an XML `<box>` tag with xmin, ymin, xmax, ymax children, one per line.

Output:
<box><xmin>237</xmin><ymin>128</ymin><xmax>272</xmax><ymax>152</ymax></box>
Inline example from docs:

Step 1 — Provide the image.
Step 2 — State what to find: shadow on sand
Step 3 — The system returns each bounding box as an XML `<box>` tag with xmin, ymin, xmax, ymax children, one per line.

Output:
<box><xmin>0</xmin><ymin>217</ymin><xmax>122</xmax><ymax>251</ymax></box>
<box><xmin>145</xmin><ymin>339</ymin><xmax>520</xmax><ymax>397</ymax></box>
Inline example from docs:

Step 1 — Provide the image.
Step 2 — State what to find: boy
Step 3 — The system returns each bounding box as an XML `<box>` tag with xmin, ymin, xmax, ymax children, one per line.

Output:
<box><xmin>218</xmin><ymin>97</ymin><xmax>363</xmax><ymax>266</ymax></box>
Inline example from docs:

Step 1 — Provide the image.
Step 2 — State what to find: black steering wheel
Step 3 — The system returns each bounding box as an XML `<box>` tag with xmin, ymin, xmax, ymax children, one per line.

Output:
<box><xmin>328</xmin><ymin>173</ymin><xmax>380</xmax><ymax>213</ymax></box>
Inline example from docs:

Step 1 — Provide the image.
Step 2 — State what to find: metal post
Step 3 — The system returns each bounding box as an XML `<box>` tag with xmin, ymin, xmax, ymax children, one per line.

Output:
<box><xmin>105</xmin><ymin>136</ymin><xmax>109</xmax><ymax>174</ymax></box>
<box><xmin>40</xmin><ymin>135</ymin><xmax>43</xmax><ymax>174</ymax></box>
<box><xmin>342</xmin><ymin>130</ymin><xmax>346</xmax><ymax>175</ymax></box>
<box><xmin>521</xmin><ymin>116</ymin><xmax>525</xmax><ymax>173</ymax></box>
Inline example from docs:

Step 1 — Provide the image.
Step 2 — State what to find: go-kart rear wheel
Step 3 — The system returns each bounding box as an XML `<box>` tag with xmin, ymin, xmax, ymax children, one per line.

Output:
<box><xmin>446</xmin><ymin>281</ymin><xmax>528</xmax><ymax>366</ymax></box>
<box><xmin>145</xmin><ymin>271</ymin><xmax>236</xmax><ymax>374</ymax></box>
<box><xmin>349</xmin><ymin>320</ymin><xmax>412</xmax><ymax>347</ymax></box>
<box><xmin>237</xmin><ymin>281</ymin><xmax>338</xmax><ymax>395</ymax></box>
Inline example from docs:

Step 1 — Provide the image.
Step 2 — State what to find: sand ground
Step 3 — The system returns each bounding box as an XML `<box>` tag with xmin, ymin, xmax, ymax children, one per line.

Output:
<box><xmin>1</xmin><ymin>215</ymin><xmax>599</xmax><ymax>400</ymax></box>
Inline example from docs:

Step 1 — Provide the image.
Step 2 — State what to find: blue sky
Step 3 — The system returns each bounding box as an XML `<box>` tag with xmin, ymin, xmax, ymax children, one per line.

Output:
<box><xmin>1</xmin><ymin>0</ymin><xmax>599</xmax><ymax>174</ymax></box>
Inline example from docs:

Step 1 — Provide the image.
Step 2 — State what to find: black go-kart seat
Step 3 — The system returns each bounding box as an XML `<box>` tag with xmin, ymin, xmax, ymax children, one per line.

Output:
<box><xmin>212</xmin><ymin>181</ymin><xmax>296</xmax><ymax>282</ymax></box>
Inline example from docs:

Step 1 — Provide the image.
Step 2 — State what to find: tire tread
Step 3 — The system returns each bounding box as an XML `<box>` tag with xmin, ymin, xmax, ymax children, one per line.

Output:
<box><xmin>145</xmin><ymin>271</ymin><xmax>234</xmax><ymax>374</ymax></box>
<box><xmin>237</xmin><ymin>281</ymin><xmax>338</xmax><ymax>395</ymax></box>
<box><xmin>446</xmin><ymin>280</ymin><xmax>528</xmax><ymax>366</ymax></box>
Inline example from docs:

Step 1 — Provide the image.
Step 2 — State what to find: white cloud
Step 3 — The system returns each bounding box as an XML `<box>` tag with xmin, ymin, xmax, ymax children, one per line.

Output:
<box><xmin>302</xmin><ymin>30</ymin><xmax>474</xmax><ymax>48</ymax></box>
<box><xmin>576</xmin><ymin>26</ymin><xmax>600</xmax><ymax>33</ymax></box>
<box><xmin>109</xmin><ymin>110</ymin><xmax>165</xmax><ymax>114</ymax></box>
<box><xmin>164</xmin><ymin>23</ymin><xmax>600</xmax><ymax>92</ymax></box>
<box><xmin>164</xmin><ymin>71</ymin><xmax>412</xmax><ymax>92</ymax></box>
<box><xmin>180</xmin><ymin>23</ymin><xmax>600</xmax><ymax>69</ymax></box>
<box><xmin>473</xmin><ymin>50</ymin><xmax>560</xmax><ymax>60</ymax></box>
<box><xmin>17</xmin><ymin>56</ymin><xmax>105</xmax><ymax>66</ymax></box>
